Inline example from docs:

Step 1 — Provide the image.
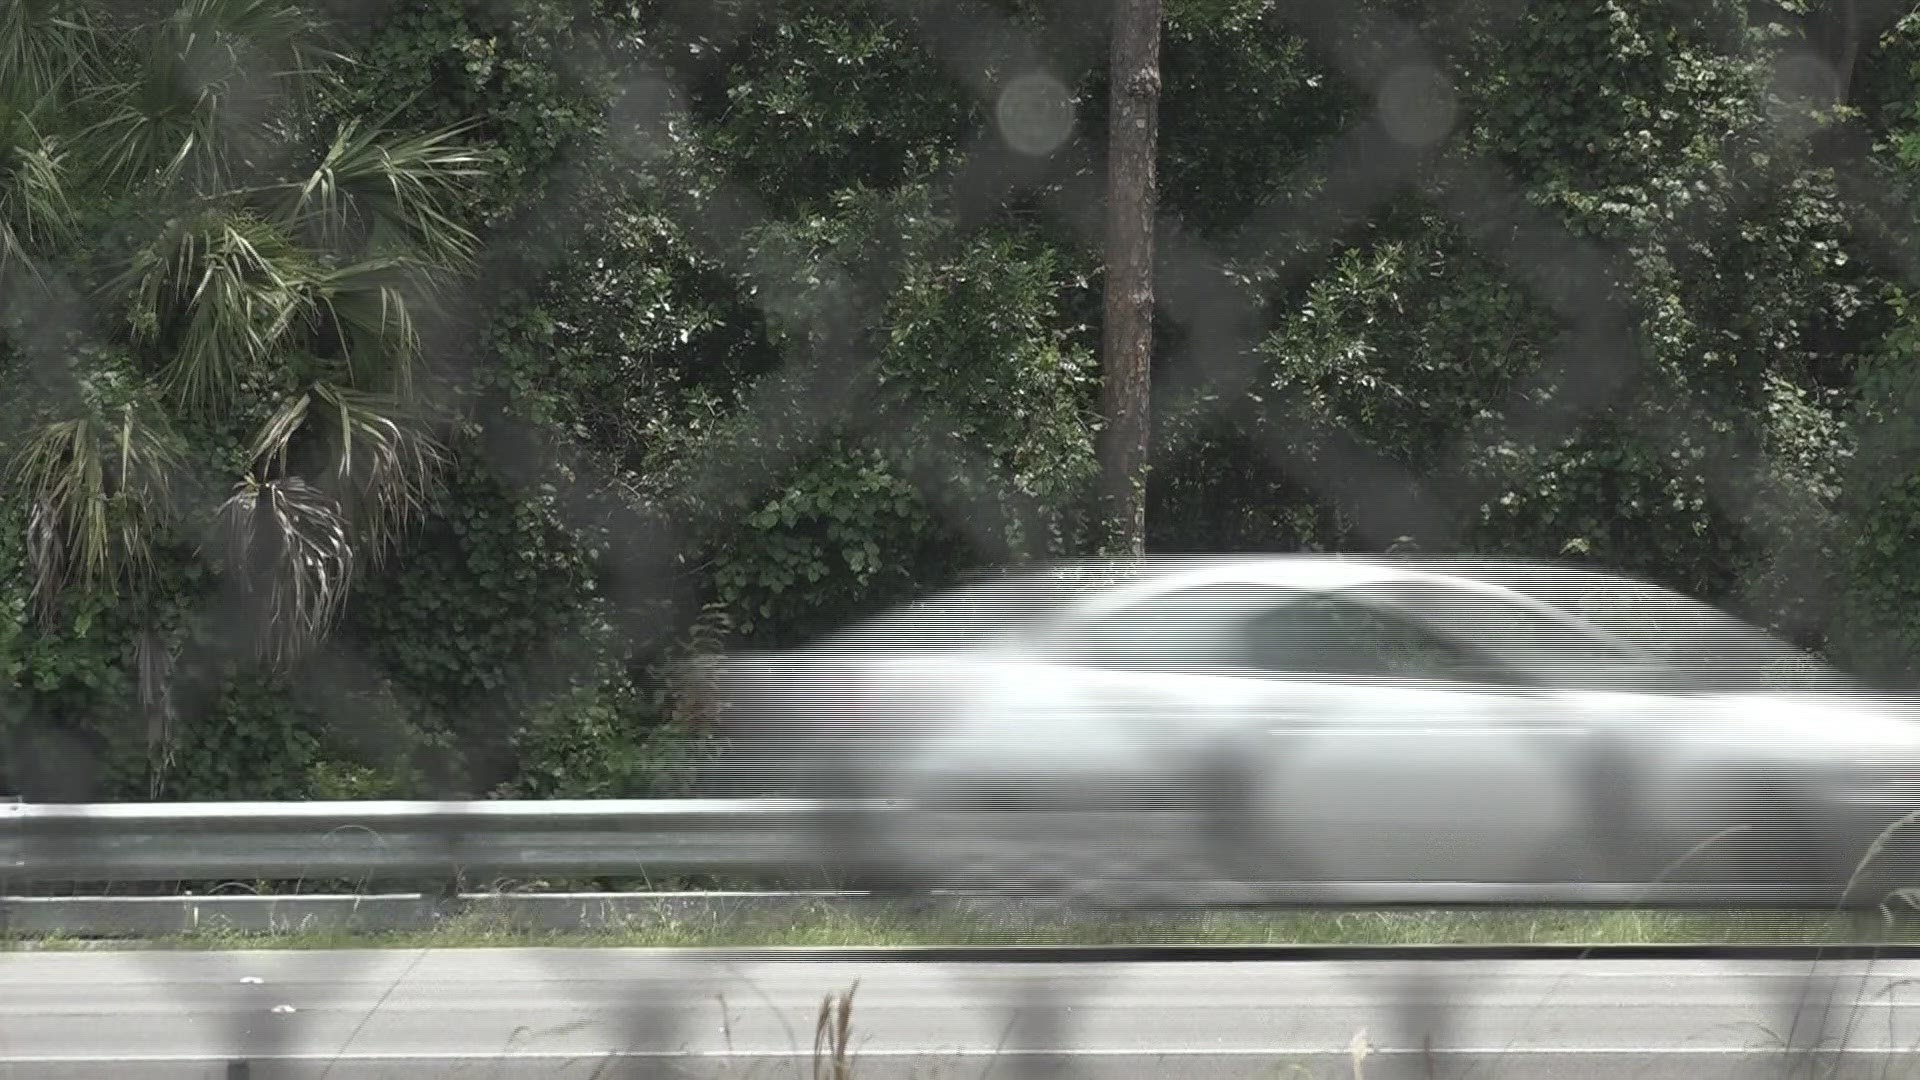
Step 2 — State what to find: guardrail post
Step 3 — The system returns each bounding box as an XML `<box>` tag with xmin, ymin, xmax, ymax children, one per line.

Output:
<box><xmin>0</xmin><ymin>795</ymin><xmax>16</xmax><ymax>939</ymax></box>
<box><xmin>431</xmin><ymin>871</ymin><xmax>465</xmax><ymax>926</ymax></box>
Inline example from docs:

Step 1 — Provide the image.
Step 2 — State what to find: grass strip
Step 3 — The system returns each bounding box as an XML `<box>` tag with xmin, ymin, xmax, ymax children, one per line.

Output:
<box><xmin>9</xmin><ymin>901</ymin><xmax>1920</xmax><ymax>951</ymax></box>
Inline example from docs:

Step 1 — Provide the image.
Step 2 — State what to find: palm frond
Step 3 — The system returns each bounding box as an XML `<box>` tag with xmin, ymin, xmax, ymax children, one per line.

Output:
<box><xmin>280</xmin><ymin>116</ymin><xmax>488</xmax><ymax>269</ymax></box>
<box><xmin>237</xmin><ymin>384</ymin><xmax>447</xmax><ymax>619</ymax></box>
<box><xmin>8</xmin><ymin>406</ymin><xmax>179</xmax><ymax>619</ymax></box>
<box><xmin>245</xmin><ymin>385</ymin><xmax>310</xmax><ymax>474</ymax></box>
<box><xmin>216</xmin><ymin>472</ymin><xmax>351</xmax><ymax>666</ymax></box>
<box><xmin>116</xmin><ymin>208</ymin><xmax>315</xmax><ymax>409</ymax></box>
<box><xmin>311</xmin><ymin>381</ymin><xmax>447</xmax><ymax>566</ymax></box>
<box><xmin>0</xmin><ymin>0</ymin><xmax>100</xmax><ymax>108</ymax></box>
<box><xmin>80</xmin><ymin>0</ymin><xmax>336</xmax><ymax>190</ymax></box>
<box><xmin>78</xmin><ymin>64</ymin><xmax>229</xmax><ymax>190</ymax></box>
<box><xmin>310</xmin><ymin>258</ymin><xmax>426</xmax><ymax>395</ymax></box>
<box><xmin>172</xmin><ymin>0</ymin><xmax>340</xmax><ymax>78</ymax></box>
<box><xmin>0</xmin><ymin>105</ymin><xmax>74</xmax><ymax>286</ymax></box>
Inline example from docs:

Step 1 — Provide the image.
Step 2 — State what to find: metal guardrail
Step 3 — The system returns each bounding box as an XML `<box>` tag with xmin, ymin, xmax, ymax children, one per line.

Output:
<box><xmin>5</xmin><ymin>800</ymin><xmax>1912</xmax><ymax>1079</ymax></box>
<box><xmin>0</xmin><ymin>798</ymin><xmax>823</xmax><ymax>885</ymax></box>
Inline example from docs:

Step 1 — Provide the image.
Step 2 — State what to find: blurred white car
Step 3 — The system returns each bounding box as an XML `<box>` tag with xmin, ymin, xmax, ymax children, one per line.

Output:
<box><xmin>710</xmin><ymin>555</ymin><xmax>1920</xmax><ymax>909</ymax></box>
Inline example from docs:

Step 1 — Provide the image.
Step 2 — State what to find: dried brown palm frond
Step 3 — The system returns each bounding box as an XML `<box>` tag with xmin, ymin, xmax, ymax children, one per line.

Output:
<box><xmin>216</xmin><ymin>472</ymin><xmax>351</xmax><ymax>667</ymax></box>
<box><xmin>244</xmin><ymin>382</ymin><xmax>448</xmax><ymax>568</ymax></box>
<box><xmin>311</xmin><ymin>382</ymin><xmax>447</xmax><ymax>564</ymax></box>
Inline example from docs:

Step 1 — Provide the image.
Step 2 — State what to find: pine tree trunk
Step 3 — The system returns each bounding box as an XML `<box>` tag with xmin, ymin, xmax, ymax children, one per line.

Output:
<box><xmin>1098</xmin><ymin>0</ymin><xmax>1161</xmax><ymax>556</ymax></box>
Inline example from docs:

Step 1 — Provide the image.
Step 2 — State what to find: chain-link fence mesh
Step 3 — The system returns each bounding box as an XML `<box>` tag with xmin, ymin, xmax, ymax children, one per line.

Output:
<box><xmin>7</xmin><ymin>0</ymin><xmax>1920</xmax><ymax>1074</ymax></box>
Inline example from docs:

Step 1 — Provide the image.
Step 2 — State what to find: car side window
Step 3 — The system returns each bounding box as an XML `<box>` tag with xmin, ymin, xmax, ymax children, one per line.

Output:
<box><xmin>1362</xmin><ymin>581</ymin><xmax>1641</xmax><ymax>690</ymax></box>
<box><xmin>1239</xmin><ymin>594</ymin><xmax>1525</xmax><ymax>685</ymax></box>
<box><xmin>1048</xmin><ymin>584</ymin><xmax>1290</xmax><ymax>671</ymax></box>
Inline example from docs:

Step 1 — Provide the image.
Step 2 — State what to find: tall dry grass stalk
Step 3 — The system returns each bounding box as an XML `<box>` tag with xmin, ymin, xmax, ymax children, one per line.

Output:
<box><xmin>813</xmin><ymin>982</ymin><xmax>858</xmax><ymax>1080</ymax></box>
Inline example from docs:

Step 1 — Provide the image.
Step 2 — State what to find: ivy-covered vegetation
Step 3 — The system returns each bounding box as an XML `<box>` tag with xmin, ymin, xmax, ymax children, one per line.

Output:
<box><xmin>5</xmin><ymin>0</ymin><xmax>1920</xmax><ymax>801</ymax></box>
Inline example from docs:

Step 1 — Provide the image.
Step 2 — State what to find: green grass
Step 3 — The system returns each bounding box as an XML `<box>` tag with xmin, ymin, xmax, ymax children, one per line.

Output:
<box><xmin>8</xmin><ymin>900</ymin><xmax>1920</xmax><ymax>952</ymax></box>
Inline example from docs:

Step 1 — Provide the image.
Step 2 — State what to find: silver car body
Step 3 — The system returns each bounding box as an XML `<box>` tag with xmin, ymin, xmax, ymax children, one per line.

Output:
<box><xmin>712</xmin><ymin>555</ymin><xmax>1920</xmax><ymax>908</ymax></box>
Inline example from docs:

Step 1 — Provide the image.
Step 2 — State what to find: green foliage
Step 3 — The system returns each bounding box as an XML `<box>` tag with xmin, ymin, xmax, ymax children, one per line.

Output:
<box><xmin>339</xmin><ymin>451</ymin><xmax>614</xmax><ymax>792</ymax></box>
<box><xmin>12</xmin><ymin>0</ymin><xmax>1920</xmax><ymax>804</ymax></box>
<box><xmin>348</xmin><ymin>457</ymin><xmax>596</xmax><ymax>700</ymax></box>
<box><xmin>1261</xmin><ymin>207</ymin><xmax>1555</xmax><ymax>469</ymax></box>
<box><xmin>710</xmin><ymin>445</ymin><xmax>939</xmax><ymax>643</ymax></box>
<box><xmin>881</xmin><ymin>232</ymin><xmax>1096</xmax><ymax>471</ymax></box>
<box><xmin>683</xmin><ymin>0</ymin><xmax>977</xmax><ymax>214</ymax></box>
<box><xmin>0</xmin><ymin>0</ymin><xmax>492</xmax><ymax>795</ymax></box>
<box><xmin>670</xmin><ymin>185</ymin><xmax>1099</xmax><ymax>642</ymax></box>
<box><xmin>1835</xmin><ymin>21</ymin><xmax>1920</xmax><ymax>684</ymax></box>
<box><xmin>1136</xmin><ymin>0</ymin><xmax>1895</xmax><ymax>668</ymax></box>
<box><xmin>1157</xmin><ymin>0</ymin><xmax>1354</xmax><ymax>237</ymax></box>
<box><xmin>156</xmin><ymin>671</ymin><xmax>323</xmax><ymax>800</ymax></box>
<box><xmin>499</xmin><ymin>679</ymin><xmax>708</xmax><ymax>798</ymax></box>
<box><xmin>0</xmin><ymin>594</ymin><xmax>150</xmax><ymax>799</ymax></box>
<box><xmin>497</xmin><ymin>600</ymin><xmax>729</xmax><ymax>799</ymax></box>
<box><xmin>1836</xmin><ymin>309</ymin><xmax>1920</xmax><ymax>684</ymax></box>
<box><xmin>306</xmin><ymin>759</ymin><xmax>411</xmax><ymax>799</ymax></box>
<box><xmin>483</xmin><ymin>187</ymin><xmax>782</xmax><ymax>488</ymax></box>
<box><xmin>327</xmin><ymin>0</ymin><xmax>630</xmax><ymax>219</ymax></box>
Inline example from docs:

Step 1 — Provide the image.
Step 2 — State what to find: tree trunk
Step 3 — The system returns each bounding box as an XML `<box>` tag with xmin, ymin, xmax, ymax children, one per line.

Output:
<box><xmin>136</xmin><ymin>626</ymin><xmax>176</xmax><ymax>799</ymax></box>
<box><xmin>1834</xmin><ymin>0</ymin><xmax>1859</xmax><ymax>106</ymax></box>
<box><xmin>1098</xmin><ymin>0</ymin><xmax>1161</xmax><ymax>556</ymax></box>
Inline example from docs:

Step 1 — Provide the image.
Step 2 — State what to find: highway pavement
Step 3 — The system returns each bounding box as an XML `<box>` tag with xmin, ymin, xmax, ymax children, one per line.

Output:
<box><xmin>4</xmin><ymin>948</ymin><xmax>1920</xmax><ymax>1078</ymax></box>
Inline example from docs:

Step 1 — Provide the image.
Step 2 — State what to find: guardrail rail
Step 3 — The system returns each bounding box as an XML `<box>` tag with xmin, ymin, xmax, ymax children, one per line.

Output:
<box><xmin>0</xmin><ymin>798</ymin><xmax>824</xmax><ymax>886</ymax></box>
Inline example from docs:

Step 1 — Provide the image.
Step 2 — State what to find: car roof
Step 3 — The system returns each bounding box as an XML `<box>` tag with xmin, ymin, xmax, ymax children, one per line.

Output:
<box><xmin>818</xmin><ymin>554</ymin><xmax>1853</xmax><ymax>691</ymax></box>
<box><xmin>834</xmin><ymin>552</ymin><xmax>1677</xmax><ymax>641</ymax></box>
<box><xmin>1020</xmin><ymin>553</ymin><xmax>1633</xmax><ymax>602</ymax></box>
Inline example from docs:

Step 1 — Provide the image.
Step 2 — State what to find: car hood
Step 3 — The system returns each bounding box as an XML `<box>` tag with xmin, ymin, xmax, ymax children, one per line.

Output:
<box><xmin>1707</xmin><ymin>690</ymin><xmax>1920</xmax><ymax>756</ymax></box>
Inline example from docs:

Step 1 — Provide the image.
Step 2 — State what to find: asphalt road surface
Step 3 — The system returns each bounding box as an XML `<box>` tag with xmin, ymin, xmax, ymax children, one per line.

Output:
<box><xmin>5</xmin><ymin>949</ymin><xmax>1920</xmax><ymax>1078</ymax></box>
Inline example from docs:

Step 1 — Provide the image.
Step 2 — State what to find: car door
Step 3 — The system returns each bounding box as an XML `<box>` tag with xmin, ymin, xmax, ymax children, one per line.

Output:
<box><xmin>882</xmin><ymin>581</ymin><xmax>1295</xmax><ymax>882</ymax></box>
<box><xmin>954</xmin><ymin>580</ymin><xmax>1298</xmax><ymax>786</ymax></box>
<box><xmin>1230</xmin><ymin>586</ymin><xmax>1599</xmax><ymax>892</ymax></box>
<box><xmin>1357</xmin><ymin>579</ymin><xmax>1702</xmax><ymax>893</ymax></box>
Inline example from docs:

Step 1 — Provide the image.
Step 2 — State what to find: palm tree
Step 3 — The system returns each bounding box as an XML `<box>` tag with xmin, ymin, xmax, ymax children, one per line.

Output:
<box><xmin>0</xmin><ymin>0</ymin><xmax>491</xmax><ymax>789</ymax></box>
<box><xmin>0</xmin><ymin>0</ymin><xmax>91</xmax><ymax>295</ymax></box>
